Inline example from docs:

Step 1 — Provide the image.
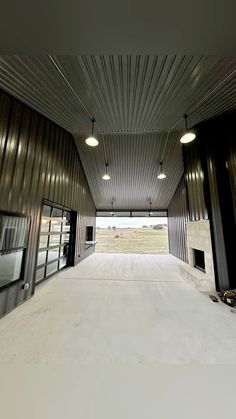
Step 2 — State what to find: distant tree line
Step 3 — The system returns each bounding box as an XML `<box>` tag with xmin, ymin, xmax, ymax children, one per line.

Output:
<box><xmin>97</xmin><ymin>224</ymin><xmax>167</xmax><ymax>230</ymax></box>
<box><xmin>142</xmin><ymin>224</ymin><xmax>164</xmax><ymax>230</ymax></box>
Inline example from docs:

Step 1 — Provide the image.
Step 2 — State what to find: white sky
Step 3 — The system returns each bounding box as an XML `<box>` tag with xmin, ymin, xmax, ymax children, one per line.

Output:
<box><xmin>96</xmin><ymin>217</ymin><xmax>168</xmax><ymax>229</ymax></box>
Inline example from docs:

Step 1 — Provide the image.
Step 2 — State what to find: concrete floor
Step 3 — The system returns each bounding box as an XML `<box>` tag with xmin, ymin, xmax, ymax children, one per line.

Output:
<box><xmin>1</xmin><ymin>253</ymin><xmax>236</xmax><ymax>419</ymax></box>
<box><xmin>0</xmin><ymin>253</ymin><xmax>236</xmax><ymax>364</ymax></box>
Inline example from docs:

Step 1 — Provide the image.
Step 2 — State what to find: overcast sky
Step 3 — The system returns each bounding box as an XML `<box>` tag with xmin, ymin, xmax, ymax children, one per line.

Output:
<box><xmin>96</xmin><ymin>217</ymin><xmax>167</xmax><ymax>228</ymax></box>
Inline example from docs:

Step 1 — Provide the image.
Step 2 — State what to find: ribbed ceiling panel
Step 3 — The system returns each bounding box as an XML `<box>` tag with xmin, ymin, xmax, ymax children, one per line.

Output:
<box><xmin>42</xmin><ymin>55</ymin><xmax>236</xmax><ymax>132</ymax></box>
<box><xmin>75</xmin><ymin>131</ymin><xmax>183</xmax><ymax>210</ymax></box>
<box><xmin>0</xmin><ymin>55</ymin><xmax>235</xmax><ymax>209</ymax></box>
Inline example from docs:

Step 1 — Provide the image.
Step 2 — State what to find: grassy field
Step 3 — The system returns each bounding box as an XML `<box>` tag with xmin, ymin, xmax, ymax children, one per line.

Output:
<box><xmin>95</xmin><ymin>227</ymin><xmax>169</xmax><ymax>254</ymax></box>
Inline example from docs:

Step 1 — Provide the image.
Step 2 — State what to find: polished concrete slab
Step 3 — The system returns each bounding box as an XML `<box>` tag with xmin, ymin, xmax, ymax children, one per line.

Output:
<box><xmin>0</xmin><ymin>253</ymin><xmax>236</xmax><ymax>365</ymax></box>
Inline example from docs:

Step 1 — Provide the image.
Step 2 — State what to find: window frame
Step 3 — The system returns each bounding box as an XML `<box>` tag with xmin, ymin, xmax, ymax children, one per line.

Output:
<box><xmin>0</xmin><ymin>210</ymin><xmax>31</xmax><ymax>291</ymax></box>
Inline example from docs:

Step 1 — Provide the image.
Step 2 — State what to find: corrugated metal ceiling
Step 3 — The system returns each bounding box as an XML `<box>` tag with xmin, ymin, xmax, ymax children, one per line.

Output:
<box><xmin>75</xmin><ymin>131</ymin><xmax>183</xmax><ymax>210</ymax></box>
<box><xmin>0</xmin><ymin>55</ymin><xmax>235</xmax><ymax>209</ymax></box>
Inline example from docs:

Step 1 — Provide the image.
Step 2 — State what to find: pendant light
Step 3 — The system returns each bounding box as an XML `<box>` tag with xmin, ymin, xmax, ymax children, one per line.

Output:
<box><xmin>148</xmin><ymin>201</ymin><xmax>153</xmax><ymax>216</ymax></box>
<box><xmin>85</xmin><ymin>118</ymin><xmax>99</xmax><ymax>147</ymax></box>
<box><xmin>157</xmin><ymin>161</ymin><xmax>166</xmax><ymax>179</ymax></box>
<box><xmin>102</xmin><ymin>162</ymin><xmax>111</xmax><ymax>180</ymax></box>
<box><xmin>110</xmin><ymin>201</ymin><xmax>114</xmax><ymax>216</ymax></box>
<box><xmin>180</xmin><ymin>114</ymin><xmax>196</xmax><ymax>144</ymax></box>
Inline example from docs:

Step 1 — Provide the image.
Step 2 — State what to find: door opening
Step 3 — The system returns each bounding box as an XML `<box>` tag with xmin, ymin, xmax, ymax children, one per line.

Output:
<box><xmin>96</xmin><ymin>216</ymin><xmax>168</xmax><ymax>254</ymax></box>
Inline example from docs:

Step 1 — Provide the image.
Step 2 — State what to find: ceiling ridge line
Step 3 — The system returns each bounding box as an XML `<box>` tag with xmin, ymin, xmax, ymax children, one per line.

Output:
<box><xmin>49</xmin><ymin>54</ymin><xmax>94</xmax><ymax>121</ymax></box>
<box><xmin>170</xmin><ymin>67</ymin><xmax>236</xmax><ymax>132</ymax></box>
<box><xmin>185</xmin><ymin>68</ymin><xmax>236</xmax><ymax>116</ymax></box>
<box><xmin>157</xmin><ymin>69</ymin><xmax>236</xmax><ymax>207</ymax></box>
<box><xmin>49</xmin><ymin>54</ymin><xmax>109</xmax><ymax>170</ymax></box>
<box><xmin>160</xmin><ymin>130</ymin><xmax>171</xmax><ymax>163</ymax></box>
<box><xmin>98</xmin><ymin>129</ymin><xmax>170</xmax><ymax>135</ymax></box>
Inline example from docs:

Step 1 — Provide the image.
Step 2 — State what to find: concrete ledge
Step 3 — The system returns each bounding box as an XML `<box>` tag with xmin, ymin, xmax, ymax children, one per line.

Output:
<box><xmin>179</xmin><ymin>263</ymin><xmax>215</xmax><ymax>293</ymax></box>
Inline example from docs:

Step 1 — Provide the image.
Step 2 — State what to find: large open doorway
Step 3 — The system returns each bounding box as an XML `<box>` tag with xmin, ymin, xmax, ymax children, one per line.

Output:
<box><xmin>96</xmin><ymin>216</ymin><xmax>168</xmax><ymax>254</ymax></box>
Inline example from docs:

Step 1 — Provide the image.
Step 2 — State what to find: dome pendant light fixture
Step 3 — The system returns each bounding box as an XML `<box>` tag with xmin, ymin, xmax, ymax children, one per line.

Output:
<box><xmin>110</xmin><ymin>201</ymin><xmax>114</xmax><ymax>216</ymax></box>
<box><xmin>85</xmin><ymin>118</ymin><xmax>99</xmax><ymax>147</ymax></box>
<box><xmin>102</xmin><ymin>162</ymin><xmax>111</xmax><ymax>180</ymax></box>
<box><xmin>157</xmin><ymin>161</ymin><xmax>166</xmax><ymax>179</ymax></box>
<box><xmin>148</xmin><ymin>201</ymin><xmax>153</xmax><ymax>217</ymax></box>
<box><xmin>180</xmin><ymin>114</ymin><xmax>196</xmax><ymax>144</ymax></box>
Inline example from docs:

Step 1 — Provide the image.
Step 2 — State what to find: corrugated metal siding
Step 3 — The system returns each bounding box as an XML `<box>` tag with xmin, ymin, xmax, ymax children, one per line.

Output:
<box><xmin>0</xmin><ymin>89</ymin><xmax>96</xmax><ymax>318</ymax></box>
<box><xmin>227</xmin><ymin>135</ymin><xmax>236</xmax><ymax>222</ymax></box>
<box><xmin>197</xmin><ymin>114</ymin><xmax>236</xmax><ymax>290</ymax></box>
<box><xmin>168</xmin><ymin>177</ymin><xmax>189</xmax><ymax>263</ymax></box>
<box><xmin>183</xmin><ymin>141</ymin><xmax>208</xmax><ymax>221</ymax></box>
<box><xmin>204</xmin><ymin>151</ymin><xmax>229</xmax><ymax>290</ymax></box>
<box><xmin>0</xmin><ymin>55</ymin><xmax>236</xmax><ymax>210</ymax></box>
<box><xmin>167</xmin><ymin>112</ymin><xmax>235</xmax><ymax>290</ymax></box>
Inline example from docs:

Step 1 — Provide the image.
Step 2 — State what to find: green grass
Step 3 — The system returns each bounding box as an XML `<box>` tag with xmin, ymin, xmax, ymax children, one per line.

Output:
<box><xmin>95</xmin><ymin>227</ymin><xmax>169</xmax><ymax>254</ymax></box>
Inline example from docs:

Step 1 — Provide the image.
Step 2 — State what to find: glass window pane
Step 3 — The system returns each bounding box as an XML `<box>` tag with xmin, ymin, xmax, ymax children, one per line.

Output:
<box><xmin>51</xmin><ymin>208</ymin><xmax>63</xmax><ymax>219</ymax></box>
<box><xmin>42</xmin><ymin>205</ymin><xmax>51</xmax><ymax>217</ymax></box>
<box><xmin>37</xmin><ymin>251</ymin><xmax>47</xmax><ymax>266</ymax></box>
<box><xmin>50</xmin><ymin>220</ymin><xmax>62</xmax><ymax>232</ymax></box>
<box><xmin>0</xmin><ymin>250</ymin><xmax>24</xmax><ymax>287</ymax></box>
<box><xmin>62</xmin><ymin>211</ymin><xmax>71</xmax><ymax>232</ymax></box>
<box><xmin>0</xmin><ymin>215</ymin><xmax>28</xmax><ymax>250</ymax></box>
<box><xmin>41</xmin><ymin>205</ymin><xmax>51</xmax><ymax>232</ymax></box>
<box><xmin>36</xmin><ymin>267</ymin><xmax>45</xmax><ymax>282</ymax></box>
<box><xmin>40</xmin><ymin>220</ymin><xmax>50</xmax><ymax>233</ymax></box>
<box><xmin>39</xmin><ymin>235</ymin><xmax>49</xmax><ymax>249</ymax></box>
<box><xmin>60</xmin><ymin>245</ymin><xmax>70</xmax><ymax>256</ymax></box>
<box><xmin>63</xmin><ymin>211</ymin><xmax>71</xmax><ymax>222</ymax></box>
<box><xmin>59</xmin><ymin>256</ymin><xmax>68</xmax><ymax>269</ymax></box>
<box><xmin>62</xmin><ymin>222</ymin><xmax>70</xmax><ymax>232</ymax></box>
<box><xmin>47</xmin><ymin>247</ymin><xmax>59</xmax><ymax>262</ymax></box>
<box><xmin>49</xmin><ymin>234</ymin><xmax>61</xmax><ymax>246</ymax></box>
<box><xmin>61</xmin><ymin>233</ymin><xmax>70</xmax><ymax>245</ymax></box>
<box><xmin>46</xmin><ymin>261</ymin><xmax>58</xmax><ymax>276</ymax></box>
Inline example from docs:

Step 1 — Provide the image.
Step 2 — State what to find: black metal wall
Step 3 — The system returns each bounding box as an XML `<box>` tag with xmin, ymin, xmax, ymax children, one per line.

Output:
<box><xmin>168</xmin><ymin>176</ymin><xmax>189</xmax><ymax>262</ymax></box>
<box><xmin>168</xmin><ymin>132</ymin><xmax>209</xmax><ymax>264</ymax></box>
<box><xmin>168</xmin><ymin>112</ymin><xmax>236</xmax><ymax>290</ymax></box>
<box><xmin>197</xmin><ymin>114</ymin><xmax>236</xmax><ymax>290</ymax></box>
<box><xmin>183</xmin><ymin>140</ymin><xmax>208</xmax><ymax>221</ymax></box>
<box><xmin>226</xmin><ymin>127</ymin><xmax>236</xmax><ymax>223</ymax></box>
<box><xmin>0</xmin><ymin>89</ymin><xmax>96</xmax><ymax>317</ymax></box>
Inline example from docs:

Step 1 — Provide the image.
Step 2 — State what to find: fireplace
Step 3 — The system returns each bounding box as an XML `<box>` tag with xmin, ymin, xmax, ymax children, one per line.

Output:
<box><xmin>179</xmin><ymin>220</ymin><xmax>215</xmax><ymax>292</ymax></box>
<box><xmin>193</xmin><ymin>249</ymin><xmax>205</xmax><ymax>272</ymax></box>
